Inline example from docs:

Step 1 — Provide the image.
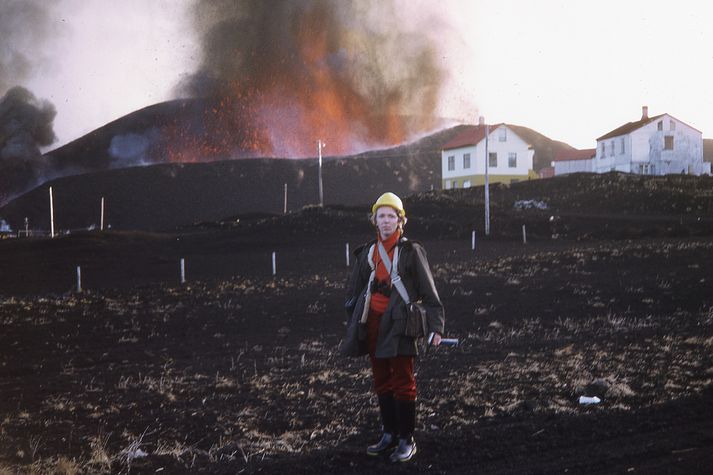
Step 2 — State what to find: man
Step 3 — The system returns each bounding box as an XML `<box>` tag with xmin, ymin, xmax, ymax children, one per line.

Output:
<box><xmin>343</xmin><ymin>192</ymin><xmax>445</xmax><ymax>462</ymax></box>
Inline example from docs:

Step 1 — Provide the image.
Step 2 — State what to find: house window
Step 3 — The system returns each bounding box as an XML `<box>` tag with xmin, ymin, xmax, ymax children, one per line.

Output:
<box><xmin>447</xmin><ymin>155</ymin><xmax>455</xmax><ymax>171</ymax></box>
<box><xmin>488</xmin><ymin>152</ymin><xmax>497</xmax><ymax>167</ymax></box>
<box><xmin>463</xmin><ymin>153</ymin><xmax>471</xmax><ymax>169</ymax></box>
<box><xmin>600</xmin><ymin>142</ymin><xmax>605</xmax><ymax>158</ymax></box>
<box><xmin>463</xmin><ymin>180</ymin><xmax>471</xmax><ymax>188</ymax></box>
<box><xmin>664</xmin><ymin>136</ymin><xmax>674</xmax><ymax>150</ymax></box>
<box><xmin>508</xmin><ymin>152</ymin><xmax>517</xmax><ymax>168</ymax></box>
<box><xmin>499</xmin><ymin>128</ymin><xmax>507</xmax><ymax>142</ymax></box>
<box><xmin>620</xmin><ymin>138</ymin><xmax>625</xmax><ymax>154</ymax></box>
<box><xmin>445</xmin><ymin>180</ymin><xmax>452</xmax><ymax>189</ymax></box>
<box><xmin>609</xmin><ymin>140</ymin><xmax>615</xmax><ymax>156</ymax></box>
<box><xmin>657</xmin><ymin>121</ymin><xmax>663</xmax><ymax>131</ymax></box>
<box><xmin>670</xmin><ymin>120</ymin><xmax>675</xmax><ymax>131</ymax></box>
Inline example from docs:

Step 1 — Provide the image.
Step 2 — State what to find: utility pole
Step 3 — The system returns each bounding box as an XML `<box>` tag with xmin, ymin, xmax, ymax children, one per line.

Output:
<box><xmin>317</xmin><ymin>139</ymin><xmax>325</xmax><ymax>207</ymax></box>
<box><xmin>283</xmin><ymin>183</ymin><xmax>288</xmax><ymax>214</ymax></box>
<box><xmin>483</xmin><ymin>117</ymin><xmax>491</xmax><ymax>236</ymax></box>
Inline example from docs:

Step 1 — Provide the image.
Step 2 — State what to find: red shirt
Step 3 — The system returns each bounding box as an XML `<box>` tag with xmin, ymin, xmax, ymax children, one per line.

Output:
<box><xmin>369</xmin><ymin>230</ymin><xmax>401</xmax><ymax>314</ymax></box>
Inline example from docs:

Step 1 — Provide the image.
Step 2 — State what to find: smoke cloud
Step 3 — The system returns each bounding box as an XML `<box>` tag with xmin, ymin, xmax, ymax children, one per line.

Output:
<box><xmin>0</xmin><ymin>0</ymin><xmax>60</xmax><ymax>94</ymax></box>
<box><xmin>0</xmin><ymin>87</ymin><xmax>57</xmax><ymax>160</ymax></box>
<box><xmin>0</xmin><ymin>86</ymin><xmax>57</xmax><ymax>204</ymax></box>
<box><xmin>176</xmin><ymin>0</ymin><xmax>446</xmax><ymax>157</ymax></box>
<box><xmin>0</xmin><ymin>1</ymin><xmax>62</xmax><ymax>204</ymax></box>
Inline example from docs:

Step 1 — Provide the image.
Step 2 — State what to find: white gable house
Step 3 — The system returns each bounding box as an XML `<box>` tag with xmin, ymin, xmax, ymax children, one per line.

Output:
<box><xmin>441</xmin><ymin>123</ymin><xmax>536</xmax><ymax>189</ymax></box>
<box><xmin>594</xmin><ymin>106</ymin><xmax>709</xmax><ymax>176</ymax></box>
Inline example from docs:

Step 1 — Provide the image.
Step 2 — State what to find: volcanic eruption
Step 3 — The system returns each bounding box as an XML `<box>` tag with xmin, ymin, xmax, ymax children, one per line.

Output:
<box><xmin>169</xmin><ymin>0</ymin><xmax>445</xmax><ymax>160</ymax></box>
<box><xmin>1</xmin><ymin>1</ymin><xmax>450</xmax><ymax>206</ymax></box>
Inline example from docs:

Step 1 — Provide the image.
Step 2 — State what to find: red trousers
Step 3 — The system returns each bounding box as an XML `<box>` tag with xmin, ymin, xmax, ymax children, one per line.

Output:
<box><xmin>367</xmin><ymin>308</ymin><xmax>416</xmax><ymax>401</ymax></box>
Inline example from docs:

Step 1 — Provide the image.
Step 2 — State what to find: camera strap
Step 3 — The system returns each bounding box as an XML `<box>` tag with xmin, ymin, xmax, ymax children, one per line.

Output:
<box><xmin>377</xmin><ymin>241</ymin><xmax>411</xmax><ymax>305</ymax></box>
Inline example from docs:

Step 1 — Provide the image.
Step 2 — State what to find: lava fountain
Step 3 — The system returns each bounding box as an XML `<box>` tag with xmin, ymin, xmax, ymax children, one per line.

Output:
<box><xmin>169</xmin><ymin>0</ymin><xmax>445</xmax><ymax>160</ymax></box>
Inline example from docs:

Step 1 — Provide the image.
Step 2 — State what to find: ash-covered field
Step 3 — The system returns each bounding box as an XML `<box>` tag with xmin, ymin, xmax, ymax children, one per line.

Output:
<box><xmin>1</xmin><ymin>176</ymin><xmax>713</xmax><ymax>474</ymax></box>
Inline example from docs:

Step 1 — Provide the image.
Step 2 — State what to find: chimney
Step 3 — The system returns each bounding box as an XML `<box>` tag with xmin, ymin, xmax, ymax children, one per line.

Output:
<box><xmin>641</xmin><ymin>105</ymin><xmax>649</xmax><ymax>120</ymax></box>
<box><xmin>478</xmin><ymin>116</ymin><xmax>485</xmax><ymax>126</ymax></box>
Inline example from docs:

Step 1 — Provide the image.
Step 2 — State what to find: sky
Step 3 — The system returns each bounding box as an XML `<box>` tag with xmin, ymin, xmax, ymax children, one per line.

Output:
<box><xmin>8</xmin><ymin>0</ymin><xmax>713</xmax><ymax>151</ymax></box>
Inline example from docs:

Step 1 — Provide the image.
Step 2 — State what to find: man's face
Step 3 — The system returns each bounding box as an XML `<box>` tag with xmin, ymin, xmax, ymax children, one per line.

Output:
<box><xmin>375</xmin><ymin>206</ymin><xmax>399</xmax><ymax>239</ymax></box>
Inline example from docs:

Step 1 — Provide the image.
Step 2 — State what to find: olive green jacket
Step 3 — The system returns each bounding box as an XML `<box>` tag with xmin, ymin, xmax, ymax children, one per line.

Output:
<box><xmin>341</xmin><ymin>237</ymin><xmax>445</xmax><ymax>358</ymax></box>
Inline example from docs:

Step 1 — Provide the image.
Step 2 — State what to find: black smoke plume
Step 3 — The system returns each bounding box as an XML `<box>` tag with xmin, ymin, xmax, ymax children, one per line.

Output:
<box><xmin>0</xmin><ymin>0</ymin><xmax>60</xmax><ymax>204</ymax></box>
<box><xmin>0</xmin><ymin>87</ymin><xmax>57</xmax><ymax>204</ymax></box>
<box><xmin>0</xmin><ymin>0</ymin><xmax>59</xmax><ymax>93</ymax></box>
<box><xmin>0</xmin><ymin>86</ymin><xmax>56</xmax><ymax>160</ymax></box>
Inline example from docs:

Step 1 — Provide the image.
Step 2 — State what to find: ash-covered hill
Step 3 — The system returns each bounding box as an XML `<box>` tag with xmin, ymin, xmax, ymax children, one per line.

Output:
<box><xmin>0</xmin><ymin>139</ymin><xmax>456</xmax><ymax>232</ymax></box>
<box><xmin>0</xmin><ymin>117</ymin><xmax>575</xmax><ymax>231</ymax></box>
<box><xmin>1</xmin><ymin>95</ymin><xmax>576</xmax><ymax>218</ymax></box>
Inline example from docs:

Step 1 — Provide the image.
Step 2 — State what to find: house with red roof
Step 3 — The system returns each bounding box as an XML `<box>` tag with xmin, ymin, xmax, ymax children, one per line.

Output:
<box><xmin>591</xmin><ymin>106</ymin><xmax>709</xmax><ymax>176</ymax></box>
<box><xmin>441</xmin><ymin>120</ymin><xmax>536</xmax><ymax>189</ymax></box>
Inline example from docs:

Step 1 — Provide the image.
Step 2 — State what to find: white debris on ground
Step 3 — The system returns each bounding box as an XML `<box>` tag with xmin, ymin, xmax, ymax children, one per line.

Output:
<box><xmin>513</xmin><ymin>200</ymin><xmax>548</xmax><ymax>210</ymax></box>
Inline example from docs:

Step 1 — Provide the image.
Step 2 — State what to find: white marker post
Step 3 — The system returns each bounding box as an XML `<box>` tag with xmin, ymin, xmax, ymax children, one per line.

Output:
<box><xmin>49</xmin><ymin>186</ymin><xmax>55</xmax><ymax>238</ymax></box>
<box><xmin>522</xmin><ymin>224</ymin><xmax>527</xmax><ymax>244</ymax></box>
<box><xmin>471</xmin><ymin>230</ymin><xmax>476</xmax><ymax>251</ymax></box>
<box><xmin>345</xmin><ymin>242</ymin><xmax>350</xmax><ymax>266</ymax></box>
<box><xmin>272</xmin><ymin>252</ymin><xmax>277</xmax><ymax>276</ymax></box>
<box><xmin>180</xmin><ymin>258</ymin><xmax>186</xmax><ymax>284</ymax></box>
<box><xmin>76</xmin><ymin>266</ymin><xmax>82</xmax><ymax>292</ymax></box>
<box><xmin>100</xmin><ymin>197</ymin><xmax>105</xmax><ymax>231</ymax></box>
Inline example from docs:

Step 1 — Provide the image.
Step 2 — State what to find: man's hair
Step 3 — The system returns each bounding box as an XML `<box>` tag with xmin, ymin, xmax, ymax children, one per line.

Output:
<box><xmin>369</xmin><ymin>207</ymin><xmax>408</xmax><ymax>229</ymax></box>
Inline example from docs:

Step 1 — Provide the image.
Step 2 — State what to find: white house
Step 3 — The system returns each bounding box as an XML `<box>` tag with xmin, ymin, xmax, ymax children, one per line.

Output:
<box><xmin>555</xmin><ymin>106</ymin><xmax>710</xmax><ymax>176</ymax></box>
<box><xmin>552</xmin><ymin>148</ymin><xmax>596</xmax><ymax>175</ymax></box>
<box><xmin>441</xmin><ymin>122</ymin><xmax>537</xmax><ymax>189</ymax></box>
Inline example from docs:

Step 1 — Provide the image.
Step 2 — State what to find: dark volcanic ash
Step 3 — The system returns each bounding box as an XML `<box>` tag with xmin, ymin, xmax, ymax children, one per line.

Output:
<box><xmin>0</xmin><ymin>87</ymin><xmax>56</xmax><ymax>160</ymax></box>
<box><xmin>0</xmin><ymin>87</ymin><xmax>57</xmax><ymax>204</ymax></box>
<box><xmin>0</xmin><ymin>0</ymin><xmax>61</xmax><ymax>204</ymax></box>
<box><xmin>0</xmin><ymin>0</ymin><xmax>58</xmax><ymax>94</ymax></box>
<box><xmin>174</xmin><ymin>0</ymin><xmax>445</xmax><ymax>158</ymax></box>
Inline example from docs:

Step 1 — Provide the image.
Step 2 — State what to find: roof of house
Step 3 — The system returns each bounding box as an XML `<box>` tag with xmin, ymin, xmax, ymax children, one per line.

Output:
<box><xmin>442</xmin><ymin>124</ymin><xmax>504</xmax><ymax>150</ymax></box>
<box><xmin>553</xmin><ymin>148</ymin><xmax>596</xmax><ymax>162</ymax></box>
<box><xmin>596</xmin><ymin>111</ymin><xmax>703</xmax><ymax>141</ymax></box>
<box><xmin>596</xmin><ymin>114</ymin><xmax>665</xmax><ymax>141</ymax></box>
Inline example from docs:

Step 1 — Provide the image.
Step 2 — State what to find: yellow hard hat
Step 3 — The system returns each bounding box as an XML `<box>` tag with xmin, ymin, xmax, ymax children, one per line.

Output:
<box><xmin>371</xmin><ymin>192</ymin><xmax>405</xmax><ymax>217</ymax></box>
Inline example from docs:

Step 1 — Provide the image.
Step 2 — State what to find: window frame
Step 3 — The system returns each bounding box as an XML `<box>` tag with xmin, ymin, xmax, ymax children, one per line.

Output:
<box><xmin>664</xmin><ymin>135</ymin><xmax>674</xmax><ymax>150</ymax></box>
<box><xmin>508</xmin><ymin>152</ymin><xmax>517</xmax><ymax>168</ymax></box>
<box><xmin>488</xmin><ymin>152</ymin><xmax>497</xmax><ymax>168</ymax></box>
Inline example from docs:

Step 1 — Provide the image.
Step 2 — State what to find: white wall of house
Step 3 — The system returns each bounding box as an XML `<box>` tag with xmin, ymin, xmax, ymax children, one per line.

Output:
<box><xmin>594</xmin><ymin>134</ymin><xmax>632</xmax><ymax>173</ymax></box>
<box><xmin>441</xmin><ymin>126</ymin><xmax>535</xmax><ymax>186</ymax></box>
<box><xmin>553</xmin><ymin>158</ymin><xmax>593</xmax><ymax>175</ymax></box>
<box><xmin>595</xmin><ymin>114</ymin><xmax>707</xmax><ymax>175</ymax></box>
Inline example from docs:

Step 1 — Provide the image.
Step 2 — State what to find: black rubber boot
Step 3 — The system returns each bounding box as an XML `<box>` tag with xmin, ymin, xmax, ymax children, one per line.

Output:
<box><xmin>366</xmin><ymin>393</ymin><xmax>398</xmax><ymax>456</ymax></box>
<box><xmin>390</xmin><ymin>400</ymin><xmax>417</xmax><ymax>462</ymax></box>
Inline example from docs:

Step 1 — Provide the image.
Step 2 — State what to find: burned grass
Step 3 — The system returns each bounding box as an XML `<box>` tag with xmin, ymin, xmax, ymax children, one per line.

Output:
<box><xmin>1</xmin><ymin>237</ymin><xmax>712</xmax><ymax>473</ymax></box>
